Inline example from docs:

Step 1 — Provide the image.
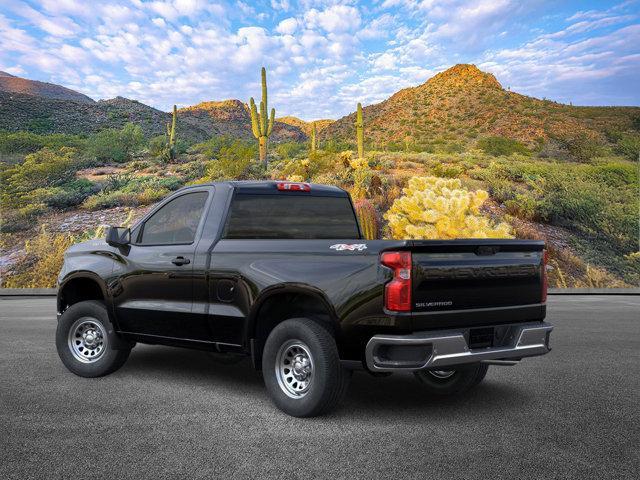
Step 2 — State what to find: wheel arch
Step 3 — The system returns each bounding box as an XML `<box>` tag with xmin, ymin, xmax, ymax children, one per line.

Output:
<box><xmin>57</xmin><ymin>272</ymin><xmax>109</xmax><ymax>315</ymax></box>
<box><xmin>246</xmin><ymin>284</ymin><xmax>340</xmax><ymax>370</ymax></box>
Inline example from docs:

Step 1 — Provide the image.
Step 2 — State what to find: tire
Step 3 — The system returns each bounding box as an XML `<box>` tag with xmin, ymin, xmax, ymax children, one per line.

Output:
<box><xmin>414</xmin><ymin>363</ymin><xmax>489</xmax><ymax>395</ymax></box>
<box><xmin>262</xmin><ymin>318</ymin><xmax>351</xmax><ymax>417</ymax></box>
<box><xmin>56</xmin><ymin>300</ymin><xmax>131</xmax><ymax>378</ymax></box>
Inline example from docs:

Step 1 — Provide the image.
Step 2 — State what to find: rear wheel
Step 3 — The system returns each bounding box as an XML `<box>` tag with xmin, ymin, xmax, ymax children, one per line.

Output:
<box><xmin>262</xmin><ymin>318</ymin><xmax>351</xmax><ymax>417</ymax></box>
<box><xmin>414</xmin><ymin>363</ymin><xmax>488</xmax><ymax>395</ymax></box>
<box><xmin>56</xmin><ymin>300</ymin><xmax>131</xmax><ymax>377</ymax></box>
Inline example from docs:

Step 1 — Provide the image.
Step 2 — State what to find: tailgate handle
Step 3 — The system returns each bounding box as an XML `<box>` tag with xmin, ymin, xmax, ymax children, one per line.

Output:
<box><xmin>476</xmin><ymin>246</ymin><xmax>499</xmax><ymax>256</ymax></box>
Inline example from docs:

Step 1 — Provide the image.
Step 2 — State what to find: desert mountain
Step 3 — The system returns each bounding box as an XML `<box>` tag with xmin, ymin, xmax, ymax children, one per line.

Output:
<box><xmin>0</xmin><ymin>71</ymin><xmax>94</xmax><ymax>104</ymax></box>
<box><xmin>0</xmin><ymin>74</ymin><xmax>305</xmax><ymax>143</ymax></box>
<box><xmin>321</xmin><ymin>64</ymin><xmax>639</xmax><ymax>147</ymax></box>
<box><xmin>277</xmin><ymin>116</ymin><xmax>334</xmax><ymax>135</ymax></box>
<box><xmin>0</xmin><ymin>91</ymin><xmax>211</xmax><ymax>142</ymax></box>
<box><xmin>2</xmin><ymin>65</ymin><xmax>637</xmax><ymax>148</ymax></box>
<box><xmin>179</xmin><ymin>100</ymin><xmax>305</xmax><ymax>142</ymax></box>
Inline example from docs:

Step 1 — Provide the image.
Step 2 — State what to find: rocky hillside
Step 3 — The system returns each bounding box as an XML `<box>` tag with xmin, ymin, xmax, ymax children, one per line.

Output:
<box><xmin>0</xmin><ymin>74</ymin><xmax>305</xmax><ymax>143</ymax></box>
<box><xmin>321</xmin><ymin>64</ymin><xmax>640</xmax><ymax>148</ymax></box>
<box><xmin>179</xmin><ymin>100</ymin><xmax>306</xmax><ymax>142</ymax></box>
<box><xmin>0</xmin><ymin>91</ymin><xmax>211</xmax><ymax>142</ymax></box>
<box><xmin>277</xmin><ymin>116</ymin><xmax>334</xmax><ymax>135</ymax></box>
<box><xmin>0</xmin><ymin>71</ymin><xmax>94</xmax><ymax>104</ymax></box>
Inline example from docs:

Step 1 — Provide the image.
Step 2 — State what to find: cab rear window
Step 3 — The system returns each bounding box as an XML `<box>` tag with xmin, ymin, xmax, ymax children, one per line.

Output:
<box><xmin>223</xmin><ymin>194</ymin><xmax>360</xmax><ymax>239</ymax></box>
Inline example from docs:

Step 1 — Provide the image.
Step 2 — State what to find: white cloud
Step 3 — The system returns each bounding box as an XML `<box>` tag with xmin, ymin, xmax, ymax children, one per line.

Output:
<box><xmin>358</xmin><ymin>13</ymin><xmax>395</xmax><ymax>39</ymax></box>
<box><xmin>8</xmin><ymin>2</ymin><xmax>80</xmax><ymax>37</ymax></box>
<box><xmin>0</xmin><ymin>0</ymin><xmax>637</xmax><ymax>118</ymax></box>
<box><xmin>57</xmin><ymin>44</ymin><xmax>90</xmax><ymax>64</ymax></box>
<box><xmin>100</xmin><ymin>4</ymin><xmax>138</xmax><ymax>25</ymax></box>
<box><xmin>232</xmin><ymin>27</ymin><xmax>275</xmax><ymax>68</ymax></box>
<box><xmin>372</xmin><ymin>52</ymin><xmax>397</xmax><ymax>70</ymax></box>
<box><xmin>271</xmin><ymin>0</ymin><xmax>291</xmax><ymax>11</ymax></box>
<box><xmin>146</xmin><ymin>1</ymin><xmax>179</xmax><ymax>21</ymax></box>
<box><xmin>1</xmin><ymin>65</ymin><xmax>27</xmax><ymax>76</ymax></box>
<box><xmin>276</xmin><ymin>17</ymin><xmax>298</xmax><ymax>35</ymax></box>
<box><xmin>173</xmin><ymin>0</ymin><xmax>207</xmax><ymax>17</ymax></box>
<box><xmin>305</xmin><ymin>5</ymin><xmax>361</xmax><ymax>33</ymax></box>
<box><xmin>481</xmin><ymin>22</ymin><xmax>640</xmax><ymax>103</ymax></box>
<box><xmin>0</xmin><ymin>13</ymin><xmax>36</xmax><ymax>53</ymax></box>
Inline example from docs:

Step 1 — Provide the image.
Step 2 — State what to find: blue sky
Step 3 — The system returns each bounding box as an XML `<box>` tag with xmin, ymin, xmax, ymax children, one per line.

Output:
<box><xmin>0</xmin><ymin>0</ymin><xmax>638</xmax><ymax>120</ymax></box>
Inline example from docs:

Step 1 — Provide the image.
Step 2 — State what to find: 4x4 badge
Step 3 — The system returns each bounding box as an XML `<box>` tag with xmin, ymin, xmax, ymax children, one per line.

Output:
<box><xmin>330</xmin><ymin>243</ymin><xmax>367</xmax><ymax>251</ymax></box>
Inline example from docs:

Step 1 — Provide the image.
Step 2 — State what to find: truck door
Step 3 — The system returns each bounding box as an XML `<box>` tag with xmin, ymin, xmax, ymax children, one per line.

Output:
<box><xmin>112</xmin><ymin>188</ymin><xmax>213</xmax><ymax>340</ymax></box>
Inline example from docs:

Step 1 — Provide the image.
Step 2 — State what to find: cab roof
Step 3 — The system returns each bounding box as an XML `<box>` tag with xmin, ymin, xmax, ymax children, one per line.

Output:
<box><xmin>181</xmin><ymin>180</ymin><xmax>349</xmax><ymax>197</ymax></box>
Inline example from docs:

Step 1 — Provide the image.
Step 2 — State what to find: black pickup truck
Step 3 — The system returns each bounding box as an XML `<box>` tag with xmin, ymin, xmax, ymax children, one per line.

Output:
<box><xmin>56</xmin><ymin>181</ymin><xmax>552</xmax><ymax>417</ymax></box>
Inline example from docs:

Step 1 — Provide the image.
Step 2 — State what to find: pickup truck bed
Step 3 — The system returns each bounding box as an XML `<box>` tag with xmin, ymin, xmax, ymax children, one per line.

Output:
<box><xmin>55</xmin><ymin>181</ymin><xmax>552</xmax><ymax>417</ymax></box>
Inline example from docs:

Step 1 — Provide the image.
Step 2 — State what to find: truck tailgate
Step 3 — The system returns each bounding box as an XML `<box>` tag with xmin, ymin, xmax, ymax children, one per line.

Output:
<box><xmin>409</xmin><ymin>240</ymin><xmax>545</xmax><ymax>325</ymax></box>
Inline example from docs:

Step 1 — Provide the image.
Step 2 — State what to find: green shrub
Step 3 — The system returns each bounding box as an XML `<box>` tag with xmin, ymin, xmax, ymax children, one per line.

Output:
<box><xmin>275</xmin><ymin>141</ymin><xmax>306</xmax><ymax>160</ymax></box>
<box><xmin>322</xmin><ymin>139</ymin><xmax>352</xmax><ymax>153</ymax></box>
<box><xmin>615</xmin><ymin>133</ymin><xmax>640</xmax><ymax>160</ymax></box>
<box><xmin>0</xmin><ymin>203</ymin><xmax>46</xmax><ymax>232</ymax></box>
<box><xmin>103</xmin><ymin>174</ymin><xmax>133</xmax><ymax>192</ymax></box>
<box><xmin>148</xmin><ymin>135</ymin><xmax>167</xmax><ymax>157</ymax></box>
<box><xmin>27</xmin><ymin>117</ymin><xmax>54</xmax><ymax>134</ymax></box>
<box><xmin>0</xmin><ymin>147</ymin><xmax>81</xmax><ymax>209</ymax></box>
<box><xmin>88</xmin><ymin>123</ymin><xmax>144</xmax><ymax>162</ymax></box>
<box><xmin>192</xmin><ymin>136</ymin><xmax>238</xmax><ymax>159</ymax></box>
<box><xmin>149</xmin><ymin>135</ymin><xmax>189</xmax><ymax>161</ymax></box>
<box><xmin>0</xmin><ymin>131</ymin><xmax>87</xmax><ymax>154</ymax></box>
<box><xmin>477</xmin><ymin>136</ymin><xmax>529</xmax><ymax>156</ymax></box>
<box><xmin>31</xmin><ymin>179</ymin><xmax>99</xmax><ymax>209</ymax></box>
<box><xmin>477</xmin><ymin>157</ymin><xmax>638</xmax><ymax>255</ymax></box>
<box><xmin>440</xmin><ymin>142</ymin><xmax>465</xmax><ymax>154</ymax></box>
<box><xmin>175</xmin><ymin>161</ymin><xmax>206</xmax><ymax>182</ymax></box>
<box><xmin>587</xmin><ymin>162</ymin><xmax>637</xmax><ymax>187</ymax></box>
<box><xmin>201</xmin><ymin>139</ymin><xmax>257</xmax><ymax>180</ymax></box>
<box><xmin>276</xmin><ymin>151</ymin><xmax>339</xmax><ymax>182</ymax></box>
<box><xmin>432</xmin><ymin>163</ymin><xmax>463</xmax><ymax>178</ymax></box>
<box><xmin>556</xmin><ymin>132</ymin><xmax>603</xmax><ymax>162</ymax></box>
<box><xmin>504</xmin><ymin>194</ymin><xmax>540</xmax><ymax>220</ymax></box>
<box><xmin>83</xmin><ymin>187</ymin><xmax>169</xmax><ymax>210</ymax></box>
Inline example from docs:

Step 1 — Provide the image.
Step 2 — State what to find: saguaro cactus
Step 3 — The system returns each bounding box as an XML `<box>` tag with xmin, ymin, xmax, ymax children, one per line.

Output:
<box><xmin>165</xmin><ymin>104</ymin><xmax>177</xmax><ymax>161</ymax></box>
<box><xmin>310</xmin><ymin>122</ymin><xmax>317</xmax><ymax>152</ymax></box>
<box><xmin>354</xmin><ymin>199</ymin><xmax>378</xmax><ymax>240</ymax></box>
<box><xmin>355</xmin><ymin>102</ymin><xmax>364</xmax><ymax>160</ymax></box>
<box><xmin>250</xmin><ymin>67</ymin><xmax>275</xmax><ymax>166</ymax></box>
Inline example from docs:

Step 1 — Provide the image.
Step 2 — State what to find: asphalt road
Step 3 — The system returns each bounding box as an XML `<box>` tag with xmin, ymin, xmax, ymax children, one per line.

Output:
<box><xmin>1</xmin><ymin>296</ymin><xmax>638</xmax><ymax>479</ymax></box>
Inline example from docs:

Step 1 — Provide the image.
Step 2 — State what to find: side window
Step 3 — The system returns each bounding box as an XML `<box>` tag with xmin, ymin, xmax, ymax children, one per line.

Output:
<box><xmin>138</xmin><ymin>192</ymin><xmax>208</xmax><ymax>245</ymax></box>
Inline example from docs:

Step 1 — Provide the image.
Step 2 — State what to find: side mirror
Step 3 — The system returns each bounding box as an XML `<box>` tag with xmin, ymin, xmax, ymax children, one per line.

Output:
<box><xmin>106</xmin><ymin>226</ymin><xmax>131</xmax><ymax>247</ymax></box>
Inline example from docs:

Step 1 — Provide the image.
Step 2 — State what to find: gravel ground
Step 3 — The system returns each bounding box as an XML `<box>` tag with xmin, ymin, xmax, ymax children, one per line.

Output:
<box><xmin>1</xmin><ymin>295</ymin><xmax>638</xmax><ymax>479</ymax></box>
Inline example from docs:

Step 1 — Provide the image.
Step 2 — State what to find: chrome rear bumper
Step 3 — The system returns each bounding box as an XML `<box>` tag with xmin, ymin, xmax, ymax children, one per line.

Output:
<box><xmin>365</xmin><ymin>322</ymin><xmax>553</xmax><ymax>372</ymax></box>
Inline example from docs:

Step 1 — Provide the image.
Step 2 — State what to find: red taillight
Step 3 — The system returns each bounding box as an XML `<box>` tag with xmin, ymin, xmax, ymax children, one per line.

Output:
<box><xmin>541</xmin><ymin>250</ymin><xmax>548</xmax><ymax>303</ymax></box>
<box><xmin>277</xmin><ymin>182</ymin><xmax>311</xmax><ymax>192</ymax></box>
<box><xmin>381</xmin><ymin>251</ymin><xmax>412</xmax><ymax>312</ymax></box>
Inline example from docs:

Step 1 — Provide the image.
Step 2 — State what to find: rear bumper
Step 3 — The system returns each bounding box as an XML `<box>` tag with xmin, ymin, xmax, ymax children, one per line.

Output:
<box><xmin>365</xmin><ymin>321</ymin><xmax>553</xmax><ymax>372</ymax></box>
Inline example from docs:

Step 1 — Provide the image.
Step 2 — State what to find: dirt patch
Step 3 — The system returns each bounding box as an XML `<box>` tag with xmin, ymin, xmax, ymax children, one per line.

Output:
<box><xmin>75</xmin><ymin>166</ymin><xmax>127</xmax><ymax>182</ymax></box>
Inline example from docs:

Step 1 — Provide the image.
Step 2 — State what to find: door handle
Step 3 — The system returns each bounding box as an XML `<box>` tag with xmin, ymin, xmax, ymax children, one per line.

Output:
<box><xmin>171</xmin><ymin>256</ymin><xmax>191</xmax><ymax>266</ymax></box>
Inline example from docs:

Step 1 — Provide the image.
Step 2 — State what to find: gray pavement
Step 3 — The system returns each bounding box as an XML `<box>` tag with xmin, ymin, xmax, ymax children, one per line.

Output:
<box><xmin>1</xmin><ymin>296</ymin><xmax>639</xmax><ymax>479</ymax></box>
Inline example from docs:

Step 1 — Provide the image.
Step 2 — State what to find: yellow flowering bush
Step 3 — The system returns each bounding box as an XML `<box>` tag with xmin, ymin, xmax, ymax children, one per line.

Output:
<box><xmin>347</xmin><ymin>157</ymin><xmax>371</xmax><ymax>201</ymax></box>
<box><xmin>384</xmin><ymin>176</ymin><xmax>513</xmax><ymax>239</ymax></box>
<box><xmin>3</xmin><ymin>227</ymin><xmax>75</xmax><ymax>288</ymax></box>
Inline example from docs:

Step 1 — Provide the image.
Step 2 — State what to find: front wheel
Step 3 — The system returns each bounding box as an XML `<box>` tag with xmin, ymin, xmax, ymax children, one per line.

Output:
<box><xmin>414</xmin><ymin>363</ymin><xmax>489</xmax><ymax>395</ymax></box>
<box><xmin>262</xmin><ymin>318</ymin><xmax>351</xmax><ymax>417</ymax></box>
<box><xmin>56</xmin><ymin>300</ymin><xmax>131</xmax><ymax>377</ymax></box>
